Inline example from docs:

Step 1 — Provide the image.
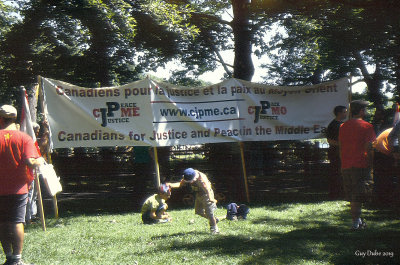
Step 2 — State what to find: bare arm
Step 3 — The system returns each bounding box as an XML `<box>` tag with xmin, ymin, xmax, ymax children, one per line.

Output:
<box><xmin>167</xmin><ymin>181</ymin><xmax>183</xmax><ymax>189</ymax></box>
<box><xmin>26</xmin><ymin>157</ymin><xmax>45</xmax><ymax>169</ymax></box>
<box><xmin>366</xmin><ymin>142</ymin><xmax>374</xmax><ymax>169</ymax></box>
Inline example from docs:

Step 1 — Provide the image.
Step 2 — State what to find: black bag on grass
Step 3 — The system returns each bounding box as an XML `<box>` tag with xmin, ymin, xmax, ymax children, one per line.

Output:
<box><xmin>226</xmin><ymin>203</ymin><xmax>249</xmax><ymax>220</ymax></box>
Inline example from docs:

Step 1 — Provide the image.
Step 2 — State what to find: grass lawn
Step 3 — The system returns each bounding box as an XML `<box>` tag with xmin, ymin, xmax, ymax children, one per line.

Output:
<box><xmin>2</xmin><ymin>198</ymin><xmax>399</xmax><ymax>265</ymax></box>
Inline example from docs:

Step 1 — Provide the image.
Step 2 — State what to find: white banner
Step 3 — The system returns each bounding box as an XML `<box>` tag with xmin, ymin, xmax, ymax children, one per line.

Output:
<box><xmin>42</xmin><ymin>77</ymin><xmax>349</xmax><ymax>148</ymax></box>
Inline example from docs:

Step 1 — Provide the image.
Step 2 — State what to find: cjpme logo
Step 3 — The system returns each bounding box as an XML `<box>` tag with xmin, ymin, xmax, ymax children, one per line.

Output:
<box><xmin>93</xmin><ymin>102</ymin><xmax>140</xmax><ymax>127</ymax></box>
<box><xmin>248</xmin><ymin>101</ymin><xmax>287</xmax><ymax>123</ymax></box>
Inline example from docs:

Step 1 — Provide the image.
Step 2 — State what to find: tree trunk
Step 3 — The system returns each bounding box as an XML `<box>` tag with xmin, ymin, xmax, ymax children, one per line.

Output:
<box><xmin>232</xmin><ymin>0</ymin><xmax>254</xmax><ymax>81</ymax></box>
<box><xmin>367</xmin><ymin>64</ymin><xmax>385</xmax><ymax>111</ymax></box>
<box><xmin>311</xmin><ymin>68</ymin><xmax>323</xmax><ymax>85</ymax></box>
<box><xmin>354</xmin><ymin>51</ymin><xmax>385</xmax><ymax>110</ymax></box>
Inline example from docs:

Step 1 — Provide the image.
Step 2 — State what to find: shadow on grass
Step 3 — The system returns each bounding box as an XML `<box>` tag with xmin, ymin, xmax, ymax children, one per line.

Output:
<box><xmin>154</xmin><ymin>205</ymin><xmax>400</xmax><ymax>265</ymax></box>
<box><xmin>151</xmin><ymin>231</ymin><xmax>207</xmax><ymax>240</ymax></box>
<box><xmin>33</xmin><ymin>189</ymin><xmax>400</xmax><ymax>264</ymax></box>
<box><xmin>158</xmin><ymin>225</ymin><xmax>399</xmax><ymax>265</ymax></box>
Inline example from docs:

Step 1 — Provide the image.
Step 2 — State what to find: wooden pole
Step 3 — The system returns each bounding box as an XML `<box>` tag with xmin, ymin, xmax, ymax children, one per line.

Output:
<box><xmin>34</xmin><ymin>172</ymin><xmax>46</xmax><ymax>231</ymax></box>
<box><xmin>52</xmin><ymin>194</ymin><xmax>59</xmax><ymax>219</ymax></box>
<box><xmin>153</xmin><ymin>147</ymin><xmax>161</xmax><ymax>188</ymax></box>
<box><xmin>239</xmin><ymin>142</ymin><xmax>250</xmax><ymax>202</ymax></box>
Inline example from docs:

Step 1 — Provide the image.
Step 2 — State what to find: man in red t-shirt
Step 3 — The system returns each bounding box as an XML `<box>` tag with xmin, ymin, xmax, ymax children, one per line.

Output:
<box><xmin>339</xmin><ymin>100</ymin><xmax>376</xmax><ymax>230</ymax></box>
<box><xmin>0</xmin><ymin>105</ymin><xmax>44</xmax><ymax>265</ymax></box>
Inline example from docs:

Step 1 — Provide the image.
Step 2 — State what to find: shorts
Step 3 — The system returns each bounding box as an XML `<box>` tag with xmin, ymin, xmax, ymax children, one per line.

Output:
<box><xmin>194</xmin><ymin>193</ymin><xmax>217</xmax><ymax>219</ymax></box>
<box><xmin>0</xmin><ymin>194</ymin><xmax>28</xmax><ymax>223</ymax></box>
<box><xmin>342</xmin><ymin>168</ymin><xmax>374</xmax><ymax>202</ymax></box>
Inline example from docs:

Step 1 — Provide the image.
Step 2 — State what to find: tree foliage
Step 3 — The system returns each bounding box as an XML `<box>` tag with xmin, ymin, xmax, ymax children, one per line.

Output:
<box><xmin>0</xmin><ymin>0</ymin><xmax>202</xmax><ymax>102</ymax></box>
<box><xmin>261</xmin><ymin>0</ymin><xmax>400</xmax><ymax>108</ymax></box>
<box><xmin>0</xmin><ymin>0</ymin><xmax>316</xmax><ymax>100</ymax></box>
<box><xmin>1</xmin><ymin>0</ymin><xmax>400</xmax><ymax>109</ymax></box>
<box><xmin>0</xmin><ymin>0</ymin><xmax>19</xmax><ymax>102</ymax></box>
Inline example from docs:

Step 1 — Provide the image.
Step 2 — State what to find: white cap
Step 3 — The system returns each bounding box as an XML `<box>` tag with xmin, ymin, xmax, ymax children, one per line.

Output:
<box><xmin>0</xmin><ymin>105</ymin><xmax>17</xmax><ymax>118</ymax></box>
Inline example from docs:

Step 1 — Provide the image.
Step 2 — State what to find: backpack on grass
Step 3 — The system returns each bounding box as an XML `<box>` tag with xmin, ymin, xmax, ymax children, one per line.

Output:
<box><xmin>226</xmin><ymin>203</ymin><xmax>249</xmax><ymax>220</ymax></box>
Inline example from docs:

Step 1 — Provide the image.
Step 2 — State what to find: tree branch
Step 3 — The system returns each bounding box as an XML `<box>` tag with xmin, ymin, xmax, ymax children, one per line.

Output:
<box><xmin>353</xmin><ymin>51</ymin><xmax>372</xmax><ymax>81</ymax></box>
<box><xmin>204</xmin><ymin>35</ymin><xmax>232</xmax><ymax>76</ymax></box>
<box><xmin>213</xmin><ymin>48</ymin><xmax>233</xmax><ymax>76</ymax></box>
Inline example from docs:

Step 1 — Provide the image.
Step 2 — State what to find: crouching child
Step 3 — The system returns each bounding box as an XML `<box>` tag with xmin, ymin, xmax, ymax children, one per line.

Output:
<box><xmin>141</xmin><ymin>184</ymin><xmax>172</xmax><ymax>224</ymax></box>
<box><xmin>169</xmin><ymin>168</ymin><xmax>220</xmax><ymax>234</ymax></box>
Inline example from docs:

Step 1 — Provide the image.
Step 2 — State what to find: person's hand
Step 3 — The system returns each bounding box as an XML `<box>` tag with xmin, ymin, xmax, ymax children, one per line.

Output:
<box><xmin>27</xmin><ymin>157</ymin><xmax>45</xmax><ymax>168</ymax></box>
<box><xmin>36</xmin><ymin>157</ymin><xmax>46</xmax><ymax>165</ymax></box>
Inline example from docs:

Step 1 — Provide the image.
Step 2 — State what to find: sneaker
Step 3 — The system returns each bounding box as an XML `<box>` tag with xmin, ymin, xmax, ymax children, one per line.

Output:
<box><xmin>210</xmin><ymin>227</ymin><xmax>220</xmax><ymax>234</ymax></box>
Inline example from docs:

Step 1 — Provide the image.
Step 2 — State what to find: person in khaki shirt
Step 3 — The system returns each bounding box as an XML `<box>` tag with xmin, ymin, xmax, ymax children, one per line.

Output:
<box><xmin>169</xmin><ymin>168</ymin><xmax>219</xmax><ymax>234</ymax></box>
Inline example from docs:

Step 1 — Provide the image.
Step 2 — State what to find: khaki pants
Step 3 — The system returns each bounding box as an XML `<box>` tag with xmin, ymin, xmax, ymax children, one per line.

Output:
<box><xmin>194</xmin><ymin>192</ymin><xmax>216</xmax><ymax>219</ymax></box>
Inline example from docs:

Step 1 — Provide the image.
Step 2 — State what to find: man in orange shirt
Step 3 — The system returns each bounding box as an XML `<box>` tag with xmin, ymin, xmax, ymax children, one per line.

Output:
<box><xmin>373</xmin><ymin>119</ymin><xmax>400</xmax><ymax>203</ymax></box>
<box><xmin>0</xmin><ymin>105</ymin><xmax>44</xmax><ymax>265</ymax></box>
<box><xmin>374</xmin><ymin>121</ymin><xmax>400</xmax><ymax>157</ymax></box>
<box><xmin>339</xmin><ymin>100</ymin><xmax>376</xmax><ymax>230</ymax></box>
